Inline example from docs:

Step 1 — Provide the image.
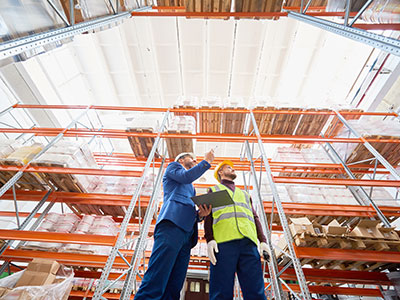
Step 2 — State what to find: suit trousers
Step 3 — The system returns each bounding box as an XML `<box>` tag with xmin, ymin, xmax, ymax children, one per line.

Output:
<box><xmin>134</xmin><ymin>220</ymin><xmax>193</xmax><ymax>300</ymax></box>
<box><xmin>210</xmin><ymin>238</ymin><xmax>267</xmax><ymax>300</ymax></box>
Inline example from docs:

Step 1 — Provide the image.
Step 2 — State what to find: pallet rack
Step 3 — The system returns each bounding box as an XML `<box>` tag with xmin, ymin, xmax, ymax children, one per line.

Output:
<box><xmin>0</xmin><ymin>104</ymin><xmax>399</xmax><ymax>299</ymax></box>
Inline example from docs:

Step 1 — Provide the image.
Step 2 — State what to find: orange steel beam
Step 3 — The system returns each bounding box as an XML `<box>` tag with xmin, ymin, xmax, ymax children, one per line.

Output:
<box><xmin>2</xmin><ymin>127</ymin><xmax>400</xmax><ymax>144</ymax></box>
<box><xmin>0</xmin><ymin>158</ymin><xmax>391</xmax><ymax>179</ymax></box>
<box><xmin>13</xmin><ymin>104</ymin><xmax>398</xmax><ymax>117</ymax></box>
<box><xmin>94</xmin><ymin>154</ymin><xmax>390</xmax><ymax>175</ymax></box>
<box><xmin>95</xmin><ymin>153</ymin><xmax>392</xmax><ymax>174</ymax></box>
<box><xmin>0</xmin><ymin>229</ymin><xmax>117</xmax><ymax>246</ymax></box>
<box><xmin>283</xmin><ymin>5</ymin><xmax>326</xmax><ymax>10</ymax></box>
<box><xmin>284</xmin><ymin>284</ymin><xmax>382</xmax><ymax>297</ymax></box>
<box><xmin>281</xmin><ymin>267</ymin><xmax>390</xmax><ymax>285</ymax></box>
<box><xmin>152</xmin><ymin>6</ymin><xmax>186</xmax><ymax>10</ymax></box>
<box><xmin>0</xmin><ymin>165</ymin><xmax>142</xmax><ymax>177</ymax></box>
<box><xmin>295</xmin><ymin>246</ymin><xmax>400</xmax><ymax>263</ymax></box>
<box><xmin>130</xmin><ymin>11</ymin><xmax>358</xmax><ymax>17</ymax></box>
<box><xmin>1</xmin><ymin>249</ymin><xmax>129</xmax><ymax>268</ymax></box>
<box><xmin>264</xmin><ymin>202</ymin><xmax>400</xmax><ymax>218</ymax></box>
<box><xmin>2</xmin><ymin>190</ymin><xmax>400</xmax><ymax>219</ymax></box>
<box><xmin>273</xmin><ymin>176</ymin><xmax>400</xmax><ymax>187</ymax></box>
<box><xmin>69</xmin><ymin>291</ymin><xmax>133</xmax><ymax>299</ymax></box>
<box><xmin>68</xmin><ymin>286</ymin><xmax>382</xmax><ymax>299</ymax></box>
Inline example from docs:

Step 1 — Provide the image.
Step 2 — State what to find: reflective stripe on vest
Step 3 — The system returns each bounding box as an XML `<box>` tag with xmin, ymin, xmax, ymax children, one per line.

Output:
<box><xmin>211</xmin><ymin>184</ymin><xmax>258</xmax><ymax>245</ymax></box>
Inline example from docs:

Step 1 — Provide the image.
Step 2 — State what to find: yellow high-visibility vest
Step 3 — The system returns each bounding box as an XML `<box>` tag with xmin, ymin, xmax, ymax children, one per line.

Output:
<box><xmin>210</xmin><ymin>184</ymin><xmax>258</xmax><ymax>246</ymax></box>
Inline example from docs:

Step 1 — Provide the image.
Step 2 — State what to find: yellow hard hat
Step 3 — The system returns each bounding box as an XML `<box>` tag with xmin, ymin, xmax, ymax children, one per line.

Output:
<box><xmin>214</xmin><ymin>160</ymin><xmax>234</xmax><ymax>182</ymax></box>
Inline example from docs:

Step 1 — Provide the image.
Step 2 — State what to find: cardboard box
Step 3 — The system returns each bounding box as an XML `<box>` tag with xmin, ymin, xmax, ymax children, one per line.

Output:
<box><xmin>349</xmin><ymin>219</ymin><xmax>385</xmax><ymax>239</ymax></box>
<box><xmin>323</xmin><ymin>219</ymin><xmax>347</xmax><ymax>235</ymax></box>
<box><xmin>15</xmin><ymin>259</ymin><xmax>60</xmax><ymax>288</ymax></box>
<box><xmin>289</xmin><ymin>217</ymin><xmax>314</xmax><ymax>236</ymax></box>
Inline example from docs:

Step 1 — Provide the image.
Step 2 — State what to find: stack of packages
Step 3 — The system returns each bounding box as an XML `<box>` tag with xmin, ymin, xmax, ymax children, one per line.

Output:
<box><xmin>333</xmin><ymin>119</ymin><xmax>400</xmax><ymax>161</ymax></box>
<box><xmin>0</xmin><ymin>141</ymin><xmax>46</xmax><ymax>190</ymax></box>
<box><xmin>259</xmin><ymin>146</ymin><xmax>360</xmax><ymax>205</ymax></box>
<box><xmin>168</xmin><ymin>116</ymin><xmax>196</xmax><ymax>134</ymax></box>
<box><xmin>0</xmin><ymin>138</ymin><xmax>22</xmax><ymax>158</ymax></box>
<box><xmin>221</xmin><ymin>98</ymin><xmax>246</xmax><ymax>134</ymax></box>
<box><xmin>24</xmin><ymin>213</ymin><xmax>81</xmax><ymax>251</ymax></box>
<box><xmin>276</xmin><ymin>216</ymin><xmax>400</xmax><ymax>269</ymax></box>
<box><xmin>88</xmin><ymin>173</ymin><xmax>156</xmax><ymax>196</ymax></box>
<box><xmin>176</xmin><ymin>96</ymin><xmax>199</xmax><ymax>107</ymax></box>
<box><xmin>166</xmin><ymin>116</ymin><xmax>196</xmax><ymax>160</ymax></box>
<box><xmin>362</xmin><ymin>0</ymin><xmax>399</xmax><ymax>23</ymax></box>
<box><xmin>31</xmin><ymin>140</ymin><xmax>98</xmax><ymax>193</ymax></box>
<box><xmin>200</xmin><ymin>97</ymin><xmax>223</xmax><ymax>108</ymax></box>
<box><xmin>0</xmin><ymin>258</ymin><xmax>74</xmax><ymax>300</ymax></box>
<box><xmin>24</xmin><ymin>213</ymin><xmax>119</xmax><ymax>255</ymax></box>
<box><xmin>64</xmin><ymin>215</ymin><xmax>119</xmax><ymax>255</ymax></box>
<box><xmin>198</xmin><ymin>97</ymin><xmax>223</xmax><ymax>134</ymax></box>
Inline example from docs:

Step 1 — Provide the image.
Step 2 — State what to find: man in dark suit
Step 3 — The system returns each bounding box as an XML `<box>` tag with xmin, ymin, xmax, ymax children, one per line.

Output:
<box><xmin>134</xmin><ymin>150</ymin><xmax>214</xmax><ymax>300</ymax></box>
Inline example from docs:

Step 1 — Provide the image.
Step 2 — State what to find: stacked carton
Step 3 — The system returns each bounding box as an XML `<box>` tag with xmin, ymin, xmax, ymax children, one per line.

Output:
<box><xmin>31</xmin><ymin>140</ymin><xmax>98</xmax><ymax>193</ymax></box>
<box><xmin>0</xmin><ymin>258</ymin><xmax>73</xmax><ymax>300</ymax></box>
<box><xmin>333</xmin><ymin>119</ymin><xmax>400</xmax><ymax>167</ymax></box>
<box><xmin>166</xmin><ymin>116</ymin><xmax>196</xmax><ymax>160</ymax></box>
<box><xmin>23</xmin><ymin>213</ymin><xmax>119</xmax><ymax>255</ymax></box>
<box><xmin>276</xmin><ymin>217</ymin><xmax>400</xmax><ymax>270</ymax></box>
<box><xmin>0</xmin><ymin>142</ymin><xmax>46</xmax><ymax>191</ymax></box>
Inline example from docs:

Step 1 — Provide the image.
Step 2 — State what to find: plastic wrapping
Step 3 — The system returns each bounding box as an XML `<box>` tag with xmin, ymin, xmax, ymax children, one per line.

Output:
<box><xmin>32</xmin><ymin>139</ymin><xmax>98</xmax><ymax>193</ymax></box>
<box><xmin>333</xmin><ymin>119</ymin><xmax>400</xmax><ymax>163</ymax></box>
<box><xmin>5</xmin><ymin>144</ymin><xmax>43</xmax><ymax>165</ymax></box>
<box><xmin>0</xmin><ymin>267</ymin><xmax>73</xmax><ymax>300</ymax></box>
<box><xmin>176</xmin><ymin>96</ymin><xmax>199</xmax><ymax>107</ymax></box>
<box><xmin>0</xmin><ymin>139</ymin><xmax>22</xmax><ymax>159</ymax></box>
<box><xmin>78</xmin><ymin>0</ymin><xmax>113</xmax><ymax>20</ymax></box>
<box><xmin>362</xmin><ymin>0</ymin><xmax>400</xmax><ymax>23</ymax></box>
<box><xmin>223</xmin><ymin>97</ymin><xmax>245</xmax><ymax>108</ymax></box>
<box><xmin>167</xmin><ymin>116</ymin><xmax>196</xmax><ymax>134</ymax></box>
<box><xmin>200</xmin><ymin>97</ymin><xmax>223</xmax><ymax>108</ymax></box>
<box><xmin>326</xmin><ymin>0</ymin><xmax>368</xmax><ymax>12</ymax></box>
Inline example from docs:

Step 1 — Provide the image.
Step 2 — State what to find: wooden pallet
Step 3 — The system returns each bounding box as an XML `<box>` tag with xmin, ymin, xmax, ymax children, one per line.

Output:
<box><xmin>199</xmin><ymin>107</ymin><xmax>222</xmax><ymax>133</ymax></box>
<box><xmin>295</xmin><ymin>109</ymin><xmax>331</xmax><ymax>136</ymax></box>
<box><xmin>278</xmin><ymin>232</ymin><xmax>400</xmax><ymax>271</ymax></box>
<box><xmin>270</xmin><ymin>107</ymin><xmax>302</xmax><ymax>135</ymax></box>
<box><xmin>32</xmin><ymin>161</ymin><xmax>86</xmax><ymax>193</ymax></box>
<box><xmin>126</xmin><ymin>128</ymin><xmax>159</xmax><ymax>159</ymax></box>
<box><xmin>157</xmin><ymin>0</ymin><xmax>185</xmax><ymax>6</ymax></box>
<box><xmin>345</xmin><ymin>135</ymin><xmax>400</xmax><ymax>169</ymax></box>
<box><xmin>221</xmin><ymin>107</ymin><xmax>246</xmax><ymax>134</ymax></box>
<box><xmin>235</xmin><ymin>0</ymin><xmax>283</xmax><ymax>19</ymax></box>
<box><xmin>67</xmin><ymin>203</ymin><xmax>127</xmax><ymax>218</ymax></box>
<box><xmin>173</xmin><ymin>105</ymin><xmax>197</xmax><ymax>120</ymax></box>
<box><xmin>326</xmin><ymin>109</ymin><xmax>363</xmax><ymax>137</ymax></box>
<box><xmin>165</xmin><ymin>130</ymin><xmax>194</xmax><ymax>160</ymax></box>
<box><xmin>250</xmin><ymin>106</ymin><xmax>276</xmax><ymax>134</ymax></box>
<box><xmin>0</xmin><ymin>160</ymin><xmax>47</xmax><ymax>191</ymax></box>
<box><xmin>284</xmin><ymin>0</ymin><xmax>327</xmax><ymax>7</ymax></box>
<box><xmin>186</xmin><ymin>0</ymin><xmax>232</xmax><ymax>12</ymax></box>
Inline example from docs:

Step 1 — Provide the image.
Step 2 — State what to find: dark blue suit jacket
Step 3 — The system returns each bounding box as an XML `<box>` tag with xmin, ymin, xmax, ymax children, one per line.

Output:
<box><xmin>157</xmin><ymin>160</ymin><xmax>211</xmax><ymax>248</ymax></box>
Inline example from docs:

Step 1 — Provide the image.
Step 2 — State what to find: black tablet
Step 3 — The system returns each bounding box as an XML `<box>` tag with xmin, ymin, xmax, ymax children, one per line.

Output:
<box><xmin>191</xmin><ymin>190</ymin><xmax>234</xmax><ymax>208</ymax></box>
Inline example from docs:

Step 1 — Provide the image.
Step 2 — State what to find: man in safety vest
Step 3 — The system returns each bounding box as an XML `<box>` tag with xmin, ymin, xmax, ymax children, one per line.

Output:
<box><xmin>204</xmin><ymin>160</ymin><xmax>268</xmax><ymax>300</ymax></box>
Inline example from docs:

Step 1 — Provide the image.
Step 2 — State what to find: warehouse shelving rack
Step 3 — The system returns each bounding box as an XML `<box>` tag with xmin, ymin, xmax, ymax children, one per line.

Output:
<box><xmin>0</xmin><ymin>104</ymin><xmax>399</xmax><ymax>299</ymax></box>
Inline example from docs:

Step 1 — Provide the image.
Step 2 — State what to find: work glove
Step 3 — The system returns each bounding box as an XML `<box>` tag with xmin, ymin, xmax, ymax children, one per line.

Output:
<box><xmin>258</xmin><ymin>242</ymin><xmax>269</xmax><ymax>261</ymax></box>
<box><xmin>207</xmin><ymin>240</ymin><xmax>219</xmax><ymax>265</ymax></box>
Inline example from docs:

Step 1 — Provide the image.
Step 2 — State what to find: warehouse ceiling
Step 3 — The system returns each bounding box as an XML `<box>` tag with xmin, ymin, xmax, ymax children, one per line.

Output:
<box><xmin>1</xmin><ymin>16</ymin><xmax>380</xmax><ymax>111</ymax></box>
